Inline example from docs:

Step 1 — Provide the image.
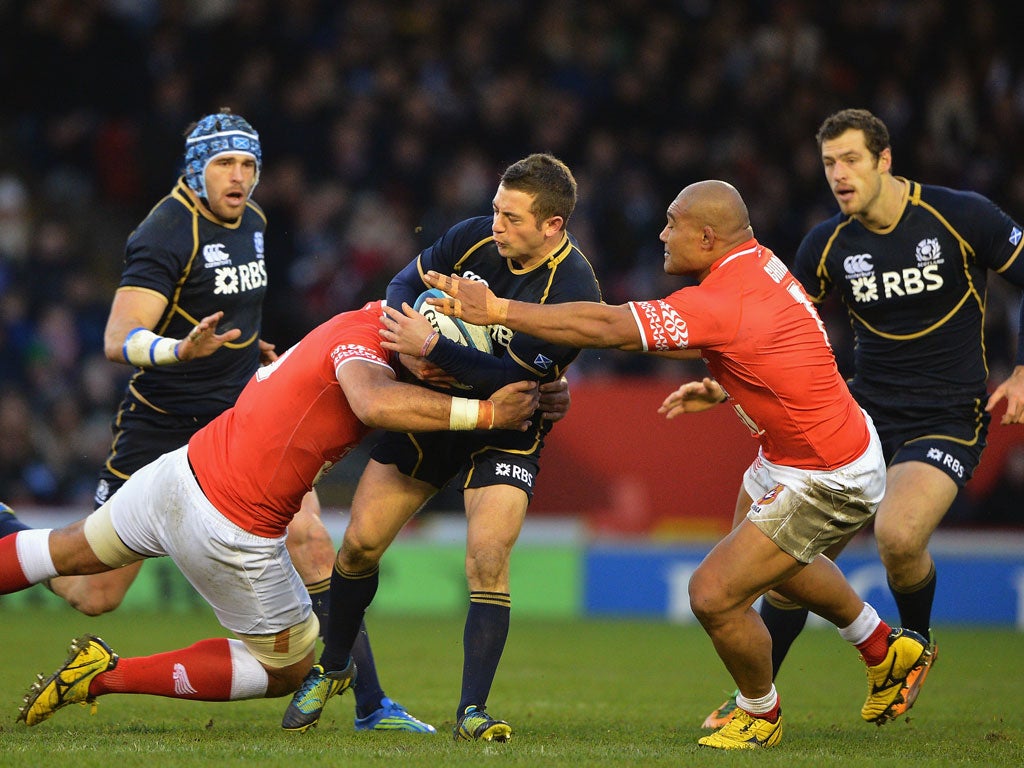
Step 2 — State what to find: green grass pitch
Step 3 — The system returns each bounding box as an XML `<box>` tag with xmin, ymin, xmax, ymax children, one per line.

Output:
<box><xmin>0</xmin><ymin>607</ymin><xmax>1021</xmax><ymax>767</ymax></box>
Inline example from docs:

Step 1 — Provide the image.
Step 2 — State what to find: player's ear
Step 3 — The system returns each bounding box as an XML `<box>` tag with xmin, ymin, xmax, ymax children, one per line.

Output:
<box><xmin>877</xmin><ymin>147</ymin><xmax>892</xmax><ymax>174</ymax></box>
<box><xmin>543</xmin><ymin>215</ymin><xmax>565</xmax><ymax>236</ymax></box>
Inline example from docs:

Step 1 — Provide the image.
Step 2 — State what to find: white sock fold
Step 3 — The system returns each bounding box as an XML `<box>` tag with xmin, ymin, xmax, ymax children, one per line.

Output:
<box><xmin>736</xmin><ymin>684</ymin><xmax>778</xmax><ymax>715</ymax></box>
<box><xmin>837</xmin><ymin>602</ymin><xmax>881</xmax><ymax>645</ymax></box>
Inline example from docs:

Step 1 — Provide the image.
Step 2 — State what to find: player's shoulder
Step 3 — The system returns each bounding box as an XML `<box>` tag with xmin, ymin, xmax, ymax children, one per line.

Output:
<box><xmin>444</xmin><ymin>215</ymin><xmax>493</xmax><ymax>244</ymax></box>
<box><xmin>536</xmin><ymin>231</ymin><xmax>600</xmax><ymax>302</ymax></box>
<box><xmin>424</xmin><ymin>216</ymin><xmax>494</xmax><ymax>264</ymax></box>
<box><xmin>913</xmin><ymin>180</ymin><xmax>989</xmax><ymax>210</ymax></box>
<box><xmin>913</xmin><ymin>180</ymin><xmax>1014</xmax><ymax>236</ymax></box>
<box><xmin>127</xmin><ymin>187</ymin><xmax>198</xmax><ymax>253</ymax></box>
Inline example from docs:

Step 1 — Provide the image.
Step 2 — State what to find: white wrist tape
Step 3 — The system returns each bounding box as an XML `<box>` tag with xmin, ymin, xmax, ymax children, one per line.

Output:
<box><xmin>449</xmin><ymin>397</ymin><xmax>481</xmax><ymax>430</ymax></box>
<box><xmin>123</xmin><ymin>327</ymin><xmax>181</xmax><ymax>366</ymax></box>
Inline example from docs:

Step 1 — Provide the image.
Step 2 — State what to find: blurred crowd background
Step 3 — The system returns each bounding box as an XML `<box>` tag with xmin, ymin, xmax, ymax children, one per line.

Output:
<box><xmin>1</xmin><ymin>0</ymin><xmax>1022</xmax><ymax>522</ymax></box>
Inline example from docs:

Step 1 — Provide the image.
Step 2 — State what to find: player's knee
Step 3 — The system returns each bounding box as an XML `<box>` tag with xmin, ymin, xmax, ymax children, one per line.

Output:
<box><xmin>465</xmin><ymin>547</ymin><xmax>510</xmax><ymax>589</ymax></box>
<box><xmin>338</xmin><ymin>534</ymin><xmax>383</xmax><ymax>572</ymax></box>
<box><xmin>687</xmin><ymin>567</ymin><xmax>729</xmax><ymax>626</ymax></box>
<box><xmin>875</xmin><ymin>527</ymin><xmax>923</xmax><ymax>567</ymax></box>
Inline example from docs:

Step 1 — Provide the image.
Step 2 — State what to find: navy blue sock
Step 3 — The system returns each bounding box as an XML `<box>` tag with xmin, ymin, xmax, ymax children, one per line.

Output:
<box><xmin>351</xmin><ymin>621</ymin><xmax>385</xmax><ymax>718</ymax></box>
<box><xmin>457</xmin><ymin>592</ymin><xmax>511</xmax><ymax>718</ymax></box>
<box><xmin>759</xmin><ymin>596</ymin><xmax>809</xmax><ymax>679</ymax></box>
<box><xmin>319</xmin><ymin>565</ymin><xmax>378</xmax><ymax>672</ymax></box>
<box><xmin>889</xmin><ymin>564</ymin><xmax>936</xmax><ymax>643</ymax></box>
<box><xmin>306</xmin><ymin>577</ymin><xmax>331</xmax><ymax>639</ymax></box>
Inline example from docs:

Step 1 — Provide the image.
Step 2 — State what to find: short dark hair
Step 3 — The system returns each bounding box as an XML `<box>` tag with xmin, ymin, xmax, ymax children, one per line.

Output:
<box><xmin>500</xmin><ymin>153</ymin><xmax>577</xmax><ymax>226</ymax></box>
<box><xmin>816</xmin><ymin>108</ymin><xmax>891</xmax><ymax>159</ymax></box>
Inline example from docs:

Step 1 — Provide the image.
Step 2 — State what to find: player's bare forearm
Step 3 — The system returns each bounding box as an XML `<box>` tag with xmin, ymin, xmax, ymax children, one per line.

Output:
<box><xmin>339</xmin><ymin>361</ymin><xmax>538</xmax><ymax>432</ymax></box>
<box><xmin>424</xmin><ymin>271</ymin><xmax>642</xmax><ymax>351</ymax></box>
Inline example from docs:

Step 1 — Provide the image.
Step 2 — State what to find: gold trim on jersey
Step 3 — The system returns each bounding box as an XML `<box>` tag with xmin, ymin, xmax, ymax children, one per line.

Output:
<box><xmin>115</xmin><ymin>285</ymin><xmax>170</xmax><ymax>304</ymax></box>
<box><xmin>848</xmin><ymin>288</ymin><xmax>977</xmax><ymax>341</ymax></box>
<box><xmin>127</xmin><ymin>382</ymin><xmax>170</xmax><ymax>414</ymax></box>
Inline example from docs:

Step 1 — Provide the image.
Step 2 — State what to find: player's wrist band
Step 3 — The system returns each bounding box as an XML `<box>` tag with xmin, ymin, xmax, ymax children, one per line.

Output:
<box><xmin>420</xmin><ymin>331</ymin><xmax>439</xmax><ymax>358</ymax></box>
<box><xmin>123</xmin><ymin>327</ymin><xmax>182</xmax><ymax>366</ymax></box>
<box><xmin>449</xmin><ymin>397</ymin><xmax>494</xmax><ymax>430</ymax></box>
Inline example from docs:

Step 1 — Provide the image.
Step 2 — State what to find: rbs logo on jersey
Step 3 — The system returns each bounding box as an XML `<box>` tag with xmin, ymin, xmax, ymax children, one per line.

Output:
<box><xmin>214</xmin><ymin>260</ymin><xmax>268</xmax><ymax>295</ymax></box>
<box><xmin>845</xmin><ymin>244</ymin><xmax>944</xmax><ymax>304</ymax></box>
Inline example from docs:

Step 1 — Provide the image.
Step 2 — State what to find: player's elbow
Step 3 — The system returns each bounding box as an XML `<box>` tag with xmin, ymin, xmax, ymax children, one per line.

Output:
<box><xmin>104</xmin><ymin>337</ymin><xmax>127</xmax><ymax>364</ymax></box>
<box><xmin>349</xmin><ymin>398</ymin><xmax>388</xmax><ymax>429</ymax></box>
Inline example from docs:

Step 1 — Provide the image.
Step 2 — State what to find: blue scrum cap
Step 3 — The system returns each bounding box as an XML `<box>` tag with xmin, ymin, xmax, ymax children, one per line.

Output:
<box><xmin>183</xmin><ymin>111</ymin><xmax>262</xmax><ymax>199</ymax></box>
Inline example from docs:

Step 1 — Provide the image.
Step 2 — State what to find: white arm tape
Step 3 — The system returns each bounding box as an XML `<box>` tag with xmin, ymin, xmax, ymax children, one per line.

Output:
<box><xmin>123</xmin><ymin>327</ymin><xmax>181</xmax><ymax>366</ymax></box>
<box><xmin>449</xmin><ymin>397</ymin><xmax>481</xmax><ymax>430</ymax></box>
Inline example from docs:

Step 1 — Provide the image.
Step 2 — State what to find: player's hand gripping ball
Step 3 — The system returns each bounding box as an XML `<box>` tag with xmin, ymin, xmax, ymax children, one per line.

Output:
<box><xmin>414</xmin><ymin>288</ymin><xmax>493</xmax><ymax>353</ymax></box>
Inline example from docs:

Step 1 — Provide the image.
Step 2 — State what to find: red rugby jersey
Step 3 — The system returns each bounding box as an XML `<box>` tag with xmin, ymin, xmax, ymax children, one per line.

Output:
<box><xmin>629</xmin><ymin>239</ymin><xmax>869</xmax><ymax>470</ymax></box>
<box><xmin>188</xmin><ymin>301</ymin><xmax>393</xmax><ymax>536</ymax></box>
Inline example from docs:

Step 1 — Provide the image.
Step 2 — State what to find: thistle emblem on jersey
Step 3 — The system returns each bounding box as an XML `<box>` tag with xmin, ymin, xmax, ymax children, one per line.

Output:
<box><xmin>915</xmin><ymin>238</ymin><xmax>942</xmax><ymax>266</ymax></box>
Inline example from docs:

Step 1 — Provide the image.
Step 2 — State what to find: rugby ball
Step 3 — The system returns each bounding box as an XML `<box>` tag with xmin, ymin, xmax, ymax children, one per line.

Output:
<box><xmin>413</xmin><ymin>288</ymin><xmax>493</xmax><ymax>354</ymax></box>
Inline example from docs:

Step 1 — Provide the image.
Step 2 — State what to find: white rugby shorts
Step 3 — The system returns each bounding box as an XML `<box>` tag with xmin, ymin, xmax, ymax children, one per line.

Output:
<box><xmin>742</xmin><ymin>410</ymin><xmax>886</xmax><ymax>563</ymax></box>
<box><xmin>99</xmin><ymin>445</ymin><xmax>312</xmax><ymax>636</ymax></box>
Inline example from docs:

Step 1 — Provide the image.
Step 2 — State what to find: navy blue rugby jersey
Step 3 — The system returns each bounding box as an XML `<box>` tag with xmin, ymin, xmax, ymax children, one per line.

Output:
<box><xmin>118</xmin><ymin>178</ymin><xmax>268</xmax><ymax>416</ymax></box>
<box><xmin>389</xmin><ymin>215</ymin><xmax>602</xmax><ymax>389</ymax></box>
<box><xmin>794</xmin><ymin>179</ymin><xmax>1024</xmax><ymax>403</ymax></box>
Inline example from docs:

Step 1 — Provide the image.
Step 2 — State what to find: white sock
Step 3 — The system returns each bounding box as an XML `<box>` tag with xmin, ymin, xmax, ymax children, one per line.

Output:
<box><xmin>837</xmin><ymin>602</ymin><xmax>881</xmax><ymax>645</ymax></box>
<box><xmin>736</xmin><ymin>684</ymin><xmax>778</xmax><ymax>716</ymax></box>
<box><xmin>15</xmin><ymin>529</ymin><xmax>57</xmax><ymax>583</ymax></box>
<box><xmin>226</xmin><ymin>639</ymin><xmax>269</xmax><ymax>700</ymax></box>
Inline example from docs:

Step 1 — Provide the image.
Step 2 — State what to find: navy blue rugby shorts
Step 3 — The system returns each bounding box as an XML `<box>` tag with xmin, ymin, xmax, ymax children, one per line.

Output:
<box><xmin>854</xmin><ymin>386</ymin><xmax>989</xmax><ymax>488</ymax></box>
<box><xmin>370</xmin><ymin>430</ymin><xmax>540</xmax><ymax>499</ymax></box>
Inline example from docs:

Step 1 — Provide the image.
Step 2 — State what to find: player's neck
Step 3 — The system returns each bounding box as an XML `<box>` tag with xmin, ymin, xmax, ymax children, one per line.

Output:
<box><xmin>858</xmin><ymin>176</ymin><xmax>906</xmax><ymax>232</ymax></box>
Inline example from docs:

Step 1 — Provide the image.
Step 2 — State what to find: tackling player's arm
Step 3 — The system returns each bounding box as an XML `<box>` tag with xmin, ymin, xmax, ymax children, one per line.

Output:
<box><xmin>420</xmin><ymin>272</ymin><xmax>644</xmax><ymax>351</ymax></box>
<box><xmin>335</xmin><ymin>357</ymin><xmax>538</xmax><ymax>432</ymax></box>
<box><xmin>105</xmin><ymin>287</ymin><xmax>242</xmax><ymax>366</ymax></box>
<box><xmin>658</xmin><ymin>377</ymin><xmax>729</xmax><ymax>419</ymax></box>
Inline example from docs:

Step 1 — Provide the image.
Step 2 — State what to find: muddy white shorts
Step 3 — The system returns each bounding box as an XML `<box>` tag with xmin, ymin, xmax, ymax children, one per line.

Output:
<box><xmin>743</xmin><ymin>411</ymin><xmax>886</xmax><ymax>563</ymax></box>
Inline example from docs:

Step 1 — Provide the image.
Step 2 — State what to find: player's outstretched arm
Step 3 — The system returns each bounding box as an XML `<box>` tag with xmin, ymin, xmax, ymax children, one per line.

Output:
<box><xmin>106</xmin><ymin>287</ymin><xmax>242</xmax><ymax>366</ymax></box>
<box><xmin>424</xmin><ymin>271</ymin><xmax>643</xmax><ymax>351</ymax></box>
<box><xmin>986</xmin><ymin>364</ymin><xmax>1024</xmax><ymax>425</ymax></box>
<box><xmin>658</xmin><ymin>377</ymin><xmax>727</xmax><ymax>419</ymax></box>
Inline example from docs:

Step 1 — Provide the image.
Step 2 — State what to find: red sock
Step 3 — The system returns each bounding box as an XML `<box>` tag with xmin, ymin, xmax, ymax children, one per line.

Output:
<box><xmin>761</xmin><ymin>698</ymin><xmax>781</xmax><ymax>723</ymax></box>
<box><xmin>91</xmin><ymin>638</ymin><xmax>235</xmax><ymax>701</ymax></box>
<box><xmin>0</xmin><ymin>533</ymin><xmax>32</xmax><ymax>593</ymax></box>
<box><xmin>856</xmin><ymin>619</ymin><xmax>892</xmax><ymax>666</ymax></box>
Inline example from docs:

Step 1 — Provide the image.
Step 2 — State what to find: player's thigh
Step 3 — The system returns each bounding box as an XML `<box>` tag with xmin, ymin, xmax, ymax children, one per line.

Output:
<box><xmin>345</xmin><ymin>459</ymin><xmax>434</xmax><ymax>554</ymax></box>
<box><xmin>691</xmin><ymin>519</ymin><xmax>803</xmax><ymax>617</ymax></box>
<box><xmin>149</xmin><ymin>449</ymin><xmax>311</xmax><ymax>635</ymax></box>
<box><xmin>874</xmin><ymin>460</ymin><xmax>958</xmax><ymax>555</ymax></box>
